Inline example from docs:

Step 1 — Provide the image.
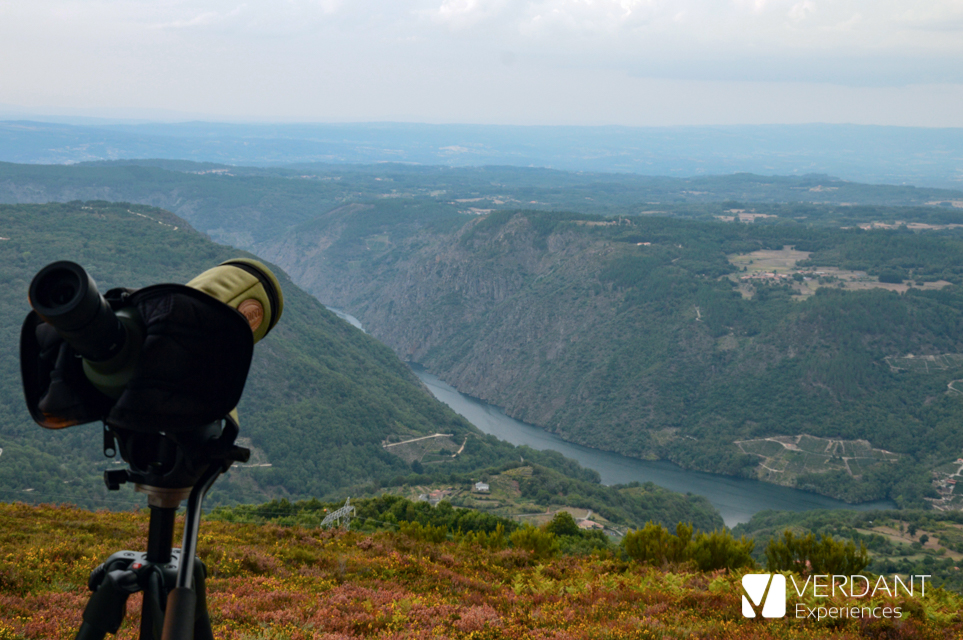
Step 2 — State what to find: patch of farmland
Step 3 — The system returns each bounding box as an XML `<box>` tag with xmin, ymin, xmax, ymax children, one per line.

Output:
<box><xmin>735</xmin><ymin>434</ymin><xmax>899</xmax><ymax>486</ymax></box>
<box><xmin>885</xmin><ymin>353</ymin><xmax>963</xmax><ymax>373</ymax></box>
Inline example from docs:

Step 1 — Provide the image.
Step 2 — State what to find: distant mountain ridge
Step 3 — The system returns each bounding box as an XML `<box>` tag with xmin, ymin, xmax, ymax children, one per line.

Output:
<box><xmin>1</xmin><ymin>120</ymin><xmax>962</xmax><ymax>188</ymax></box>
<box><xmin>1</xmin><ymin>161</ymin><xmax>961</xmax><ymax>255</ymax></box>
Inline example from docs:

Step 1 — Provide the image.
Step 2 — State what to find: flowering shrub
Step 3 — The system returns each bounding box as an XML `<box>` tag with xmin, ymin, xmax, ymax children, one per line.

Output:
<box><xmin>2</xmin><ymin>502</ymin><xmax>961</xmax><ymax>639</ymax></box>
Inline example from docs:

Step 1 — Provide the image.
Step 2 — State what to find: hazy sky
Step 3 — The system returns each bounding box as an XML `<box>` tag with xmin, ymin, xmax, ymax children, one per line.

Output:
<box><xmin>2</xmin><ymin>0</ymin><xmax>963</xmax><ymax>126</ymax></box>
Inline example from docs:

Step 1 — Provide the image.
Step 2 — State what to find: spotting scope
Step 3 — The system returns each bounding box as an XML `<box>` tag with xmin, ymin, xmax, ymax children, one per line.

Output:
<box><xmin>22</xmin><ymin>258</ymin><xmax>283</xmax><ymax>433</ymax></box>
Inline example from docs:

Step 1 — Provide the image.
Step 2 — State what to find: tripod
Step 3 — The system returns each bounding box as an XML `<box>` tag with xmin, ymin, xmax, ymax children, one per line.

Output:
<box><xmin>75</xmin><ymin>421</ymin><xmax>249</xmax><ymax>640</ymax></box>
<box><xmin>19</xmin><ymin>258</ymin><xmax>285</xmax><ymax>640</ymax></box>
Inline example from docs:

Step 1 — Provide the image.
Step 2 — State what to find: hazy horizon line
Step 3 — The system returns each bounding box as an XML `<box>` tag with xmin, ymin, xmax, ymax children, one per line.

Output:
<box><xmin>3</xmin><ymin>111</ymin><xmax>963</xmax><ymax>132</ymax></box>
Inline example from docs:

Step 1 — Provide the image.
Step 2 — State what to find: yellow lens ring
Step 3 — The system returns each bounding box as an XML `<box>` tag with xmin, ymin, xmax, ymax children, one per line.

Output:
<box><xmin>186</xmin><ymin>259</ymin><xmax>284</xmax><ymax>343</ymax></box>
<box><xmin>219</xmin><ymin>259</ymin><xmax>284</xmax><ymax>333</ymax></box>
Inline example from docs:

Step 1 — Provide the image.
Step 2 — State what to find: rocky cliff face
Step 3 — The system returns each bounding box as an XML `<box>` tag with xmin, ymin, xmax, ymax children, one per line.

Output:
<box><xmin>257</xmin><ymin>210</ymin><xmax>766</xmax><ymax>466</ymax></box>
<box><xmin>255</xmin><ymin>205</ymin><xmax>963</xmax><ymax>510</ymax></box>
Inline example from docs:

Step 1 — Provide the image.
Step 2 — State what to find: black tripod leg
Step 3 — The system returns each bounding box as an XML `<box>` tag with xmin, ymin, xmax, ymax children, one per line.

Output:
<box><xmin>75</xmin><ymin>571</ymin><xmax>135</xmax><ymax>640</ymax></box>
<box><xmin>161</xmin><ymin>560</ymin><xmax>213</xmax><ymax>640</ymax></box>
<box><xmin>76</xmin><ymin>622</ymin><xmax>107</xmax><ymax>640</ymax></box>
<box><xmin>161</xmin><ymin>588</ymin><xmax>195</xmax><ymax>640</ymax></box>
<box><xmin>192</xmin><ymin>562</ymin><xmax>214</xmax><ymax>640</ymax></box>
<box><xmin>76</xmin><ymin>623</ymin><xmax>108</xmax><ymax>640</ymax></box>
<box><xmin>162</xmin><ymin>465</ymin><xmax>221</xmax><ymax>640</ymax></box>
<box><xmin>140</xmin><ymin>570</ymin><xmax>166</xmax><ymax>640</ymax></box>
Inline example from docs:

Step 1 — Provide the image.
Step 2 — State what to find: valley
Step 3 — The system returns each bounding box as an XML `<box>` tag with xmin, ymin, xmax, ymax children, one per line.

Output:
<box><xmin>0</xmin><ymin>200</ymin><xmax>720</xmax><ymax>531</ymax></box>
<box><xmin>3</xmin><ymin>162</ymin><xmax>963</xmax><ymax>515</ymax></box>
<box><xmin>413</xmin><ymin>366</ymin><xmax>896</xmax><ymax>527</ymax></box>
<box><xmin>256</xmin><ymin>207</ymin><xmax>963</xmax><ymax>506</ymax></box>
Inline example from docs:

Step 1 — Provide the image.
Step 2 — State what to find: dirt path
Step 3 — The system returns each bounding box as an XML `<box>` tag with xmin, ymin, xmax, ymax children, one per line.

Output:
<box><xmin>383</xmin><ymin>433</ymin><xmax>454</xmax><ymax>448</ymax></box>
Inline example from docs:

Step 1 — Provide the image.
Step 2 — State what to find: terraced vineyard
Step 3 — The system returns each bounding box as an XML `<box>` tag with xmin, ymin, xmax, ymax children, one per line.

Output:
<box><xmin>886</xmin><ymin>354</ymin><xmax>963</xmax><ymax>373</ymax></box>
<box><xmin>736</xmin><ymin>435</ymin><xmax>899</xmax><ymax>486</ymax></box>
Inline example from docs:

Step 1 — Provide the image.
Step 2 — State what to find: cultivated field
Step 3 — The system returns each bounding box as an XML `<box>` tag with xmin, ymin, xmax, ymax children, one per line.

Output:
<box><xmin>727</xmin><ymin>246</ymin><xmax>952</xmax><ymax>298</ymax></box>
<box><xmin>736</xmin><ymin>435</ymin><xmax>899</xmax><ymax>485</ymax></box>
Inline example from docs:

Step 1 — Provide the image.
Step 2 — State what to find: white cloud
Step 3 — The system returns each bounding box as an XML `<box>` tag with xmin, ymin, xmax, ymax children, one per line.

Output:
<box><xmin>431</xmin><ymin>0</ymin><xmax>510</xmax><ymax>29</ymax></box>
<box><xmin>788</xmin><ymin>1</ymin><xmax>815</xmax><ymax>23</ymax></box>
<box><xmin>2</xmin><ymin>0</ymin><xmax>963</xmax><ymax>124</ymax></box>
<box><xmin>153</xmin><ymin>10</ymin><xmax>229</xmax><ymax>29</ymax></box>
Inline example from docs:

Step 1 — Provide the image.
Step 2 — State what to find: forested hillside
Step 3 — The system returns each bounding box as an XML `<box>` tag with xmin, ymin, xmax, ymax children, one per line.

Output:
<box><xmin>0</xmin><ymin>201</ymin><xmax>720</xmax><ymax>531</ymax></box>
<box><xmin>4</xmin><ymin>162</ymin><xmax>963</xmax><ymax>508</ymax></box>
<box><xmin>2</xmin><ymin>161</ymin><xmax>963</xmax><ymax>253</ymax></box>
<box><xmin>0</xmin><ymin>201</ymin><xmax>470</xmax><ymax>507</ymax></box>
<box><xmin>259</xmin><ymin>206</ymin><xmax>963</xmax><ymax>507</ymax></box>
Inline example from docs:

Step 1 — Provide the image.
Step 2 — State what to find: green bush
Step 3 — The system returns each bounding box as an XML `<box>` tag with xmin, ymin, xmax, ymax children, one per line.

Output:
<box><xmin>622</xmin><ymin>522</ymin><xmax>693</xmax><ymax>565</ymax></box>
<box><xmin>690</xmin><ymin>530</ymin><xmax>755</xmax><ymax>572</ymax></box>
<box><xmin>764</xmin><ymin>531</ymin><xmax>869</xmax><ymax>576</ymax></box>
<box><xmin>622</xmin><ymin>522</ymin><xmax>755</xmax><ymax>571</ymax></box>
<box><xmin>456</xmin><ymin>524</ymin><xmax>507</xmax><ymax>550</ymax></box>
<box><xmin>510</xmin><ymin>524</ymin><xmax>559</xmax><ymax>559</ymax></box>
<box><xmin>398</xmin><ymin>521</ymin><xmax>448</xmax><ymax>543</ymax></box>
<box><xmin>545</xmin><ymin>511</ymin><xmax>580</xmax><ymax>537</ymax></box>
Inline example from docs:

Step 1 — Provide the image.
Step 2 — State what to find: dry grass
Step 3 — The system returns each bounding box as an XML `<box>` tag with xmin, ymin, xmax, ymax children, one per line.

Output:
<box><xmin>727</xmin><ymin>247</ymin><xmax>953</xmax><ymax>299</ymax></box>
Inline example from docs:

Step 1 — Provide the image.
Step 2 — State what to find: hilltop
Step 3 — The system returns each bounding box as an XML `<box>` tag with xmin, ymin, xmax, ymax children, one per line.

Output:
<box><xmin>1</xmin><ymin>502</ymin><xmax>961</xmax><ymax>639</ymax></box>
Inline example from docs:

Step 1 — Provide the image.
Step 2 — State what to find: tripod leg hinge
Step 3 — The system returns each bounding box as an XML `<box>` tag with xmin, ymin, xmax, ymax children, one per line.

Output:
<box><xmin>78</xmin><ymin>570</ymin><xmax>135</xmax><ymax>637</ymax></box>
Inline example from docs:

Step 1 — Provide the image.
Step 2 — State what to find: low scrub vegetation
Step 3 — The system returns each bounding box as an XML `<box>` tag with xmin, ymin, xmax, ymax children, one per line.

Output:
<box><xmin>3</xmin><ymin>502</ymin><xmax>962</xmax><ymax>639</ymax></box>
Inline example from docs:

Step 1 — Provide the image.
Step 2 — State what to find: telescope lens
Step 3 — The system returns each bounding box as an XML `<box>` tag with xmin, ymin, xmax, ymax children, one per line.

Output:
<box><xmin>29</xmin><ymin>261</ymin><xmax>127</xmax><ymax>363</ymax></box>
<box><xmin>33</xmin><ymin>267</ymin><xmax>82</xmax><ymax>309</ymax></box>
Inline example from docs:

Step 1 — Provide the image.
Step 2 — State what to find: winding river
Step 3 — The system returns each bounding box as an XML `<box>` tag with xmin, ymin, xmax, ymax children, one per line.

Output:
<box><xmin>414</xmin><ymin>369</ymin><xmax>895</xmax><ymax>527</ymax></box>
<box><xmin>328</xmin><ymin>307</ymin><xmax>895</xmax><ymax>526</ymax></box>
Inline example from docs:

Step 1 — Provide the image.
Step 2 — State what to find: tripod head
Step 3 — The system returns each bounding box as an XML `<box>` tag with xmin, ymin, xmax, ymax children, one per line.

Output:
<box><xmin>104</xmin><ymin>418</ymin><xmax>249</xmax><ymax>507</ymax></box>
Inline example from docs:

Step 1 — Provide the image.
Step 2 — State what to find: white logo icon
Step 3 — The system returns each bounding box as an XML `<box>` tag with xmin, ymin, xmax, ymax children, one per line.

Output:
<box><xmin>742</xmin><ymin>574</ymin><xmax>786</xmax><ymax>618</ymax></box>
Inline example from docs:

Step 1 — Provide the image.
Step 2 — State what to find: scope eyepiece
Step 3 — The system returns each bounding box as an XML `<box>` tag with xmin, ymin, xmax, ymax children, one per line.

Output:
<box><xmin>28</xmin><ymin>261</ymin><xmax>126</xmax><ymax>363</ymax></box>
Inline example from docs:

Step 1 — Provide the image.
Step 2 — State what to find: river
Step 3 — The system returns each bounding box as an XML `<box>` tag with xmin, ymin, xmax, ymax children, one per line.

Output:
<box><xmin>413</xmin><ymin>368</ymin><xmax>896</xmax><ymax>527</ymax></box>
<box><xmin>327</xmin><ymin>307</ymin><xmax>895</xmax><ymax>526</ymax></box>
